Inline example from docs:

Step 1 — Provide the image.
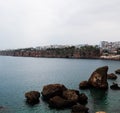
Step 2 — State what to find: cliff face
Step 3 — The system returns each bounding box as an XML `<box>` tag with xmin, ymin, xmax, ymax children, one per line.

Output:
<box><xmin>0</xmin><ymin>45</ymin><xmax>100</xmax><ymax>59</ymax></box>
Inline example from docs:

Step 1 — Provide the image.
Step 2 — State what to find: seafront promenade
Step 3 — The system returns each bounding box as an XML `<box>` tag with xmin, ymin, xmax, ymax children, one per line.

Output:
<box><xmin>100</xmin><ymin>55</ymin><xmax>120</xmax><ymax>60</ymax></box>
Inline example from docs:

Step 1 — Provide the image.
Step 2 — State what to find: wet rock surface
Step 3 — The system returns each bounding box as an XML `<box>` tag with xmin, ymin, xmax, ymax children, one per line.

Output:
<box><xmin>25</xmin><ymin>91</ymin><xmax>40</xmax><ymax>105</ymax></box>
<box><xmin>107</xmin><ymin>73</ymin><xmax>117</xmax><ymax>79</ymax></box>
<box><xmin>41</xmin><ymin>83</ymin><xmax>88</xmax><ymax>110</ymax></box>
<box><xmin>79</xmin><ymin>81</ymin><xmax>89</xmax><ymax>89</ymax></box>
<box><xmin>62</xmin><ymin>90</ymin><xmax>79</xmax><ymax>103</ymax></box>
<box><xmin>88</xmin><ymin>66</ymin><xmax>108</xmax><ymax>89</ymax></box>
<box><xmin>41</xmin><ymin>84</ymin><xmax>67</xmax><ymax>100</ymax></box>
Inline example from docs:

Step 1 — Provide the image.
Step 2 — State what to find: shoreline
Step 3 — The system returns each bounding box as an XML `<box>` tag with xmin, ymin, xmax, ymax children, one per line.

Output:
<box><xmin>0</xmin><ymin>54</ymin><xmax>120</xmax><ymax>61</ymax></box>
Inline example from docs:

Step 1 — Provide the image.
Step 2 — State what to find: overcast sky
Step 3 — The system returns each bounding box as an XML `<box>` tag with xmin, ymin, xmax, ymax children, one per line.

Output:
<box><xmin>0</xmin><ymin>0</ymin><xmax>120</xmax><ymax>49</ymax></box>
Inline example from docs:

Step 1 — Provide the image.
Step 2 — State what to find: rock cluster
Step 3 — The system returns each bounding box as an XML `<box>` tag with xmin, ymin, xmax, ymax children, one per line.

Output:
<box><xmin>25</xmin><ymin>84</ymin><xmax>88</xmax><ymax>112</ymax></box>
<box><xmin>41</xmin><ymin>84</ymin><xmax>88</xmax><ymax>110</ymax></box>
<box><xmin>25</xmin><ymin>66</ymin><xmax>120</xmax><ymax>113</ymax></box>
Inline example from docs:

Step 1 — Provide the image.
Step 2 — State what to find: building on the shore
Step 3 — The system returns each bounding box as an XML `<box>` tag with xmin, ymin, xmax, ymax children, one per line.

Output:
<box><xmin>100</xmin><ymin>41</ymin><xmax>120</xmax><ymax>54</ymax></box>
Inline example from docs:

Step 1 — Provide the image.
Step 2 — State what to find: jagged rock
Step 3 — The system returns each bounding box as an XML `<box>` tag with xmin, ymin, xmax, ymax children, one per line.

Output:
<box><xmin>49</xmin><ymin>96</ymin><xmax>74</xmax><ymax>108</ymax></box>
<box><xmin>79</xmin><ymin>81</ymin><xmax>89</xmax><ymax>89</ymax></box>
<box><xmin>110</xmin><ymin>82</ymin><xmax>120</xmax><ymax>90</ymax></box>
<box><xmin>78</xmin><ymin>93</ymin><xmax>88</xmax><ymax>105</ymax></box>
<box><xmin>115</xmin><ymin>69</ymin><xmax>120</xmax><ymax>74</ymax></box>
<box><xmin>88</xmin><ymin>66</ymin><xmax>108</xmax><ymax>89</ymax></box>
<box><xmin>107</xmin><ymin>73</ymin><xmax>117</xmax><ymax>79</ymax></box>
<box><xmin>63</xmin><ymin>90</ymin><xmax>79</xmax><ymax>103</ymax></box>
<box><xmin>25</xmin><ymin>91</ymin><xmax>40</xmax><ymax>105</ymax></box>
<box><xmin>41</xmin><ymin>84</ymin><xmax>67</xmax><ymax>100</ymax></box>
<box><xmin>71</xmin><ymin>103</ymin><xmax>89</xmax><ymax>113</ymax></box>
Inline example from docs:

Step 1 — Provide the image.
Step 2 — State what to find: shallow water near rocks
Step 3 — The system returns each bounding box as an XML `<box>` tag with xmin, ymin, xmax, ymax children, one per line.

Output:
<box><xmin>0</xmin><ymin>56</ymin><xmax>120</xmax><ymax>113</ymax></box>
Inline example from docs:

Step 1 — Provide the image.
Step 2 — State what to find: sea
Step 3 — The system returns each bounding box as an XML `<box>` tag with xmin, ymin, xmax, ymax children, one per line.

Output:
<box><xmin>0</xmin><ymin>56</ymin><xmax>120</xmax><ymax>113</ymax></box>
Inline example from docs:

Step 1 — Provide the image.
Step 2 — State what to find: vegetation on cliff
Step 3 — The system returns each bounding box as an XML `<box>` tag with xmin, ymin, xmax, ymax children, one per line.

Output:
<box><xmin>0</xmin><ymin>45</ymin><xmax>100</xmax><ymax>59</ymax></box>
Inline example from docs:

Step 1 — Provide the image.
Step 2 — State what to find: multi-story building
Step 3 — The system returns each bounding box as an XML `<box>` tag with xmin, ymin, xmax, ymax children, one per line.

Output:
<box><xmin>100</xmin><ymin>41</ymin><xmax>120</xmax><ymax>54</ymax></box>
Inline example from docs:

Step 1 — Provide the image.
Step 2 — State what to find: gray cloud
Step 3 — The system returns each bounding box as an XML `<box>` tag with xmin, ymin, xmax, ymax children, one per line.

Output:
<box><xmin>0</xmin><ymin>0</ymin><xmax>120</xmax><ymax>49</ymax></box>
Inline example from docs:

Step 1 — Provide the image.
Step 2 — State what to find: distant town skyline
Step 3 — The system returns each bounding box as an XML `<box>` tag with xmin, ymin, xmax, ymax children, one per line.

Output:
<box><xmin>0</xmin><ymin>0</ymin><xmax>120</xmax><ymax>49</ymax></box>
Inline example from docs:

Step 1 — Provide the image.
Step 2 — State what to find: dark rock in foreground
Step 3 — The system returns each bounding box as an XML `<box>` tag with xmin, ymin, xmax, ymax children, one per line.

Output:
<box><xmin>88</xmin><ymin>66</ymin><xmax>108</xmax><ymax>89</ymax></box>
<box><xmin>41</xmin><ymin>84</ymin><xmax>67</xmax><ymax>100</ymax></box>
<box><xmin>79</xmin><ymin>81</ymin><xmax>89</xmax><ymax>89</ymax></box>
<box><xmin>63</xmin><ymin>90</ymin><xmax>79</xmax><ymax>103</ymax></box>
<box><xmin>115</xmin><ymin>69</ymin><xmax>120</xmax><ymax>74</ymax></box>
<box><xmin>107</xmin><ymin>73</ymin><xmax>117</xmax><ymax>79</ymax></box>
<box><xmin>110</xmin><ymin>83</ymin><xmax>120</xmax><ymax>90</ymax></box>
<box><xmin>49</xmin><ymin>96</ymin><xmax>70</xmax><ymax>108</ymax></box>
<box><xmin>41</xmin><ymin>84</ymin><xmax>88</xmax><ymax>109</ymax></box>
<box><xmin>49</xmin><ymin>89</ymin><xmax>88</xmax><ymax>109</ymax></box>
<box><xmin>25</xmin><ymin>91</ymin><xmax>40</xmax><ymax>105</ymax></box>
<box><xmin>71</xmin><ymin>104</ymin><xmax>89</xmax><ymax>113</ymax></box>
<box><xmin>49</xmin><ymin>95</ymin><xmax>78</xmax><ymax>109</ymax></box>
<box><xmin>78</xmin><ymin>93</ymin><xmax>88</xmax><ymax>105</ymax></box>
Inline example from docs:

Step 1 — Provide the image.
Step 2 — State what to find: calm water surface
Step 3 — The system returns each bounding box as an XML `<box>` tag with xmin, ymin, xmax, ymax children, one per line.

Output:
<box><xmin>0</xmin><ymin>56</ymin><xmax>120</xmax><ymax>113</ymax></box>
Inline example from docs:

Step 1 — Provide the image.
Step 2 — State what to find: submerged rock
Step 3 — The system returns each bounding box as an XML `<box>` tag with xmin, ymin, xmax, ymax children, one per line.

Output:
<box><xmin>115</xmin><ymin>69</ymin><xmax>120</xmax><ymax>74</ymax></box>
<box><xmin>25</xmin><ymin>91</ymin><xmax>40</xmax><ymax>105</ymax></box>
<box><xmin>110</xmin><ymin>82</ymin><xmax>120</xmax><ymax>90</ymax></box>
<box><xmin>41</xmin><ymin>84</ymin><xmax>67</xmax><ymax>100</ymax></box>
<box><xmin>107</xmin><ymin>73</ymin><xmax>117</xmax><ymax>79</ymax></box>
<box><xmin>88</xmin><ymin>66</ymin><xmax>108</xmax><ymax>89</ymax></box>
<box><xmin>71</xmin><ymin>103</ymin><xmax>89</xmax><ymax>113</ymax></box>
<box><xmin>79</xmin><ymin>81</ymin><xmax>89</xmax><ymax>89</ymax></box>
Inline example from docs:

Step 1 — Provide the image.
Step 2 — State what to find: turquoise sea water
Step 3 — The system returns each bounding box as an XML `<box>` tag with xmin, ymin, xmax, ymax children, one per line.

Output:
<box><xmin>0</xmin><ymin>56</ymin><xmax>120</xmax><ymax>113</ymax></box>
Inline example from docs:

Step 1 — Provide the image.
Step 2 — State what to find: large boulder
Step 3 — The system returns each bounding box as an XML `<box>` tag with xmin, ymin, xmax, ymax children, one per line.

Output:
<box><xmin>88</xmin><ymin>66</ymin><xmax>108</xmax><ymax>89</ymax></box>
<box><xmin>79</xmin><ymin>81</ymin><xmax>89</xmax><ymax>89</ymax></box>
<box><xmin>71</xmin><ymin>103</ymin><xmax>89</xmax><ymax>113</ymax></box>
<box><xmin>25</xmin><ymin>91</ymin><xmax>40</xmax><ymax>105</ymax></box>
<box><xmin>115</xmin><ymin>69</ymin><xmax>120</xmax><ymax>74</ymax></box>
<box><xmin>107</xmin><ymin>73</ymin><xmax>117</xmax><ymax>79</ymax></box>
<box><xmin>41</xmin><ymin>84</ymin><xmax>67</xmax><ymax>100</ymax></box>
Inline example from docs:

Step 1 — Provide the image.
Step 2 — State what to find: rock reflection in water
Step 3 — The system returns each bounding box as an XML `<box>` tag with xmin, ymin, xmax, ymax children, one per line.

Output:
<box><xmin>90</xmin><ymin>88</ymin><xmax>108</xmax><ymax>112</ymax></box>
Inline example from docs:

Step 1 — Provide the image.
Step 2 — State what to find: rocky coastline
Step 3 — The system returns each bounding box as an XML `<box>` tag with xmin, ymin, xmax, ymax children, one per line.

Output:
<box><xmin>0</xmin><ymin>49</ymin><xmax>120</xmax><ymax>61</ymax></box>
<box><xmin>24</xmin><ymin>66</ymin><xmax>120</xmax><ymax>113</ymax></box>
